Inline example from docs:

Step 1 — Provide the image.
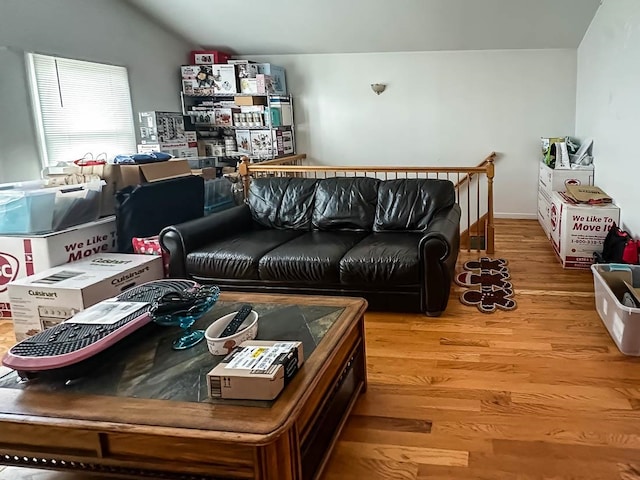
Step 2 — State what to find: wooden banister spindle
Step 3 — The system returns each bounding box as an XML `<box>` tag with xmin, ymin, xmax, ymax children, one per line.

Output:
<box><xmin>486</xmin><ymin>156</ymin><xmax>495</xmax><ymax>254</ymax></box>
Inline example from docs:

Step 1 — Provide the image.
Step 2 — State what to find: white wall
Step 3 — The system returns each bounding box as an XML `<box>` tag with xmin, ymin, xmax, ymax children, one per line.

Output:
<box><xmin>249</xmin><ymin>50</ymin><xmax>577</xmax><ymax>218</ymax></box>
<box><xmin>0</xmin><ymin>0</ymin><xmax>194</xmax><ymax>183</ymax></box>
<box><xmin>576</xmin><ymin>0</ymin><xmax>640</xmax><ymax>235</ymax></box>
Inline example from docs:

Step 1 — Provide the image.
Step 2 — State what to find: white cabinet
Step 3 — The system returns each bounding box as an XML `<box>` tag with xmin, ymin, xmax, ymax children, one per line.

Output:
<box><xmin>537</xmin><ymin>162</ymin><xmax>594</xmax><ymax>238</ymax></box>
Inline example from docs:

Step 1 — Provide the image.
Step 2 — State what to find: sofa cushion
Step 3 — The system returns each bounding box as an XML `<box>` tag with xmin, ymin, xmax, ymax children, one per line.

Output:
<box><xmin>248</xmin><ymin>177</ymin><xmax>318</xmax><ymax>230</ymax></box>
<box><xmin>186</xmin><ymin>229</ymin><xmax>304</xmax><ymax>280</ymax></box>
<box><xmin>258</xmin><ymin>231</ymin><xmax>369</xmax><ymax>283</ymax></box>
<box><xmin>312</xmin><ymin>177</ymin><xmax>379</xmax><ymax>231</ymax></box>
<box><xmin>339</xmin><ymin>232</ymin><xmax>423</xmax><ymax>286</ymax></box>
<box><xmin>374</xmin><ymin>179</ymin><xmax>455</xmax><ymax>232</ymax></box>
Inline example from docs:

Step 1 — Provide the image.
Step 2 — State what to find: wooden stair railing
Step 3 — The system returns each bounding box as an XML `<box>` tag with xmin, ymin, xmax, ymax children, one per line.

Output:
<box><xmin>237</xmin><ymin>153</ymin><xmax>496</xmax><ymax>254</ymax></box>
<box><xmin>454</xmin><ymin>152</ymin><xmax>497</xmax><ymax>253</ymax></box>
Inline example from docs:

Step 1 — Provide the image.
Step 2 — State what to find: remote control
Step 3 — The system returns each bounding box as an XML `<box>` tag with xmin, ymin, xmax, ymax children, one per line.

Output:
<box><xmin>219</xmin><ymin>304</ymin><xmax>253</xmax><ymax>338</ymax></box>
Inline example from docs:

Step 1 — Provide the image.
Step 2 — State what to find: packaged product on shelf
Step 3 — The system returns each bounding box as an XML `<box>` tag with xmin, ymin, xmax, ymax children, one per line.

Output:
<box><xmin>240</xmin><ymin>75</ymin><xmax>274</xmax><ymax>95</ymax></box>
<box><xmin>137</xmin><ymin>142</ymin><xmax>198</xmax><ymax>159</ymax></box>
<box><xmin>228</xmin><ymin>60</ymin><xmax>258</xmax><ymax>78</ymax></box>
<box><xmin>240</xmin><ymin>78</ymin><xmax>257</xmax><ymax>95</ymax></box>
<box><xmin>224</xmin><ymin>136</ymin><xmax>237</xmax><ymax>155</ymax></box>
<box><xmin>190</xmin><ymin>110</ymin><xmax>215</xmax><ymax>125</ymax></box>
<box><xmin>214</xmin><ymin>108</ymin><xmax>239</xmax><ymax>127</ymax></box>
<box><xmin>138</xmin><ymin>111</ymin><xmax>193</xmax><ymax>144</ymax></box>
<box><xmin>251</xmin><ymin>112</ymin><xmax>264</xmax><ymax>127</ymax></box>
<box><xmin>211</xmin><ymin>64</ymin><xmax>238</xmax><ymax>94</ymax></box>
<box><xmin>234</xmin><ymin>96</ymin><xmax>267</xmax><ymax>106</ymax></box>
<box><xmin>235</xmin><ymin>130</ymin><xmax>252</xmax><ymax>155</ymax></box>
<box><xmin>198</xmin><ymin>140</ymin><xmax>225</xmax><ymax>157</ymax></box>
<box><xmin>250</xmin><ymin>130</ymin><xmax>274</xmax><ymax>156</ymax></box>
<box><xmin>182</xmin><ymin>80</ymin><xmax>215</xmax><ymax>96</ymax></box>
<box><xmin>181</xmin><ymin>65</ymin><xmax>220</xmax><ymax>96</ymax></box>
<box><xmin>181</xmin><ymin>65</ymin><xmax>201</xmax><ymax>80</ymax></box>
<box><xmin>257</xmin><ymin>64</ymin><xmax>287</xmax><ymax>95</ymax></box>
<box><xmin>273</xmin><ymin>129</ymin><xmax>294</xmax><ymax>156</ymax></box>
<box><xmin>269</xmin><ymin>97</ymin><xmax>293</xmax><ymax>126</ymax></box>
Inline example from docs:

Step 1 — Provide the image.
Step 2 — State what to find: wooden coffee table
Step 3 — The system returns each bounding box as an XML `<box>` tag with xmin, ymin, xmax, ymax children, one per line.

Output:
<box><xmin>0</xmin><ymin>292</ymin><xmax>367</xmax><ymax>480</ymax></box>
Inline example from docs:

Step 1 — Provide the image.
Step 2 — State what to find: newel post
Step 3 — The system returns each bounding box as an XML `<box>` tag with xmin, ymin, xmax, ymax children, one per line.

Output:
<box><xmin>238</xmin><ymin>156</ymin><xmax>251</xmax><ymax>201</ymax></box>
<box><xmin>486</xmin><ymin>155</ymin><xmax>495</xmax><ymax>254</ymax></box>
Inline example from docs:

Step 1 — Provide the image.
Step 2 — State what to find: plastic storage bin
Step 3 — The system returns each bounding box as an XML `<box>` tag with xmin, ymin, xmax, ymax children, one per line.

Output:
<box><xmin>0</xmin><ymin>183</ymin><xmax>57</xmax><ymax>234</ymax></box>
<box><xmin>204</xmin><ymin>177</ymin><xmax>234</xmax><ymax>215</ymax></box>
<box><xmin>51</xmin><ymin>180</ymin><xmax>105</xmax><ymax>231</ymax></box>
<box><xmin>591</xmin><ymin>263</ymin><xmax>640</xmax><ymax>355</ymax></box>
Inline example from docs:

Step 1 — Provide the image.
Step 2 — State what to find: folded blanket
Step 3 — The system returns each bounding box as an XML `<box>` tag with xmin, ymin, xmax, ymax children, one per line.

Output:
<box><xmin>113</xmin><ymin>152</ymin><xmax>173</xmax><ymax>165</ymax></box>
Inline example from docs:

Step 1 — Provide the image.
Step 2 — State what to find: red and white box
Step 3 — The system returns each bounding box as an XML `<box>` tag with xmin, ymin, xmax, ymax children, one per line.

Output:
<box><xmin>190</xmin><ymin>50</ymin><xmax>232</xmax><ymax>65</ymax></box>
<box><xmin>550</xmin><ymin>192</ymin><xmax>620</xmax><ymax>269</ymax></box>
<box><xmin>0</xmin><ymin>217</ymin><xmax>116</xmax><ymax>330</ymax></box>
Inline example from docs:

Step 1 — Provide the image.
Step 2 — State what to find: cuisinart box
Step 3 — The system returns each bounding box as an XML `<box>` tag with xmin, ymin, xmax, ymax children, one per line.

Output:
<box><xmin>7</xmin><ymin>253</ymin><xmax>163</xmax><ymax>340</ymax></box>
<box><xmin>550</xmin><ymin>191</ymin><xmax>620</xmax><ymax>269</ymax></box>
<box><xmin>0</xmin><ymin>216</ymin><xmax>117</xmax><ymax>322</ymax></box>
<box><xmin>207</xmin><ymin>341</ymin><xmax>304</xmax><ymax>401</ymax></box>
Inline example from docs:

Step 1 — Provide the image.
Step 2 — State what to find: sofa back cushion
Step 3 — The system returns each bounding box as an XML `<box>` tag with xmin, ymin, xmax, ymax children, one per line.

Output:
<box><xmin>312</xmin><ymin>177</ymin><xmax>380</xmax><ymax>231</ymax></box>
<box><xmin>248</xmin><ymin>177</ymin><xmax>318</xmax><ymax>230</ymax></box>
<box><xmin>374</xmin><ymin>178</ymin><xmax>455</xmax><ymax>232</ymax></box>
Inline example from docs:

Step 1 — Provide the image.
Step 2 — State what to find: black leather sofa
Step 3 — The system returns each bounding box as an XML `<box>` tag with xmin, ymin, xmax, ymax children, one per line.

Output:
<box><xmin>160</xmin><ymin>176</ymin><xmax>461</xmax><ymax>316</ymax></box>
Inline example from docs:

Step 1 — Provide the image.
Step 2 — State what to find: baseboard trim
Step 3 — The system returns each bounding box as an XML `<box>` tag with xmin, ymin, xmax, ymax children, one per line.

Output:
<box><xmin>494</xmin><ymin>213</ymin><xmax>537</xmax><ymax>220</ymax></box>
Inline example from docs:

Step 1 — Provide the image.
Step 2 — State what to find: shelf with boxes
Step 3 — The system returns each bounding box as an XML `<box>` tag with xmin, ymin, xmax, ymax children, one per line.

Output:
<box><xmin>179</xmin><ymin>58</ymin><xmax>295</xmax><ymax>161</ymax></box>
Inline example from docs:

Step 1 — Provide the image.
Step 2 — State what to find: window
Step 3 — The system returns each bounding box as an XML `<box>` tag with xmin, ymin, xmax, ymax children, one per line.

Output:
<box><xmin>27</xmin><ymin>53</ymin><xmax>136</xmax><ymax>167</ymax></box>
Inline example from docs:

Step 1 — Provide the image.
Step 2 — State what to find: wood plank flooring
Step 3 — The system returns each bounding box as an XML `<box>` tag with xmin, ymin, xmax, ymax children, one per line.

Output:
<box><xmin>1</xmin><ymin>219</ymin><xmax>639</xmax><ymax>480</ymax></box>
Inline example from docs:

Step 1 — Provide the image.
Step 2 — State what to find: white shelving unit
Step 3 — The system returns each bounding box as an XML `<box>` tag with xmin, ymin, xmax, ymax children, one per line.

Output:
<box><xmin>180</xmin><ymin>92</ymin><xmax>296</xmax><ymax>162</ymax></box>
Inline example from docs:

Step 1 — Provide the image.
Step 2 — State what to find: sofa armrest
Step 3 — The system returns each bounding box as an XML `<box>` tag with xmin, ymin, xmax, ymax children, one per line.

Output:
<box><xmin>160</xmin><ymin>205</ymin><xmax>254</xmax><ymax>278</ymax></box>
<box><xmin>418</xmin><ymin>204</ymin><xmax>461</xmax><ymax>316</ymax></box>
<box><xmin>420</xmin><ymin>204</ymin><xmax>462</xmax><ymax>260</ymax></box>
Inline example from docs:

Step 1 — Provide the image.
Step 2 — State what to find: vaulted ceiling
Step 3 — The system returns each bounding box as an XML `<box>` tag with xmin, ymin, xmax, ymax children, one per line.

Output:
<box><xmin>127</xmin><ymin>0</ymin><xmax>602</xmax><ymax>55</ymax></box>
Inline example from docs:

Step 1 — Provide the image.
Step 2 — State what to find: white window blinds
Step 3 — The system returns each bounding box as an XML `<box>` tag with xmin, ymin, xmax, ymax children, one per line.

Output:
<box><xmin>28</xmin><ymin>53</ymin><xmax>136</xmax><ymax>166</ymax></box>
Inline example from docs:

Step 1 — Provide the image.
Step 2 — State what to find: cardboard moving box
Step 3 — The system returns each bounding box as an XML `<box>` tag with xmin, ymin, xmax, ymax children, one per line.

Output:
<box><xmin>207</xmin><ymin>341</ymin><xmax>304</xmax><ymax>400</ymax></box>
<box><xmin>8</xmin><ymin>253</ymin><xmax>163</xmax><ymax>340</ymax></box>
<box><xmin>550</xmin><ymin>191</ymin><xmax>620</xmax><ymax>269</ymax></box>
<box><xmin>116</xmin><ymin>159</ymin><xmax>192</xmax><ymax>190</ymax></box>
<box><xmin>0</xmin><ymin>217</ymin><xmax>117</xmax><ymax>323</ymax></box>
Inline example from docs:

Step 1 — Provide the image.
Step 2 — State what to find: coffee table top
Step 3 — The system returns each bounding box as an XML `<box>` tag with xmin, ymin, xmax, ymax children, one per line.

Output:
<box><xmin>0</xmin><ymin>292</ymin><xmax>366</xmax><ymax>441</ymax></box>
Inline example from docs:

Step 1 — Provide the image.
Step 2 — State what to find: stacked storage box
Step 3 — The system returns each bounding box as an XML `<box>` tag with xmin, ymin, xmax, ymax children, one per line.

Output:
<box><xmin>592</xmin><ymin>264</ymin><xmax>640</xmax><ymax>356</ymax></box>
<box><xmin>0</xmin><ymin>217</ymin><xmax>117</xmax><ymax>330</ymax></box>
<box><xmin>549</xmin><ymin>192</ymin><xmax>619</xmax><ymax>269</ymax></box>
<box><xmin>136</xmin><ymin>111</ymin><xmax>198</xmax><ymax>158</ymax></box>
<box><xmin>537</xmin><ymin>161</ymin><xmax>594</xmax><ymax>239</ymax></box>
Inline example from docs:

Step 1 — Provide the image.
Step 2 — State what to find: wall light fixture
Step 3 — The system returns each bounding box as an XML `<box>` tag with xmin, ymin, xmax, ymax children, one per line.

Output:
<box><xmin>371</xmin><ymin>83</ymin><xmax>386</xmax><ymax>95</ymax></box>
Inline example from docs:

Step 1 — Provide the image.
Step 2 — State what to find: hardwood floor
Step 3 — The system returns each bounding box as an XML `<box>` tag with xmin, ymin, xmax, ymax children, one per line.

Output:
<box><xmin>1</xmin><ymin>219</ymin><xmax>639</xmax><ymax>480</ymax></box>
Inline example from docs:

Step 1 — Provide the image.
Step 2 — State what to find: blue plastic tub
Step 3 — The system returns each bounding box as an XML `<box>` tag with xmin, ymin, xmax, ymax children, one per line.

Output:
<box><xmin>0</xmin><ymin>187</ymin><xmax>57</xmax><ymax>234</ymax></box>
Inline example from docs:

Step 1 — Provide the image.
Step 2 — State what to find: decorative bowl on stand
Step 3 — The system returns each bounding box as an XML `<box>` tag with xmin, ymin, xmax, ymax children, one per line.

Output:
<box><xmin>150</xmin><ymin>285</ymin><xmax>221</xmax><ymax>350</ymax></box>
